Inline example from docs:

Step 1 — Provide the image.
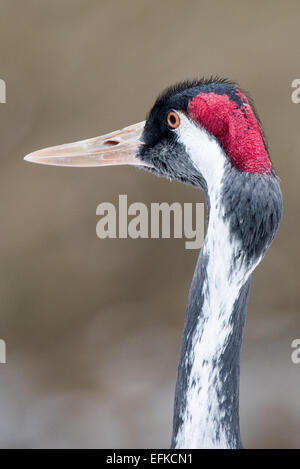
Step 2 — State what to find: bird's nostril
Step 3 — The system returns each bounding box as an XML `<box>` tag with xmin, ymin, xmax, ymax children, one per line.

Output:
<box><xmin>103</xmin><ymin>139</ymin><xmax>119</xmax><ymax>146</ymax></box>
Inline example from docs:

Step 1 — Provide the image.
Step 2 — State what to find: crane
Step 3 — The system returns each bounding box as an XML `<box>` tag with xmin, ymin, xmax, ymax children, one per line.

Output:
<box><xmin>24</xmin><ymin>77</ymin><xmax>282</xmax><ymax>448</ymax></box>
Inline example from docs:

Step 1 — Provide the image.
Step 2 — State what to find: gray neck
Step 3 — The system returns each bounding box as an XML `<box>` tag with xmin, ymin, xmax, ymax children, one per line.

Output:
<box><xmin>171</xmin><ymin>193</ymin><xmax>251</xmax><ymax>449</ymax></box>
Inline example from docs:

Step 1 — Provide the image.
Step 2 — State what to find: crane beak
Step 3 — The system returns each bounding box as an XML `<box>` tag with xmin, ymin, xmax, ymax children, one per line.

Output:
<box><xmin>24</xmin><ymin>121</ymin><xmax>152</xmax><ymax>168</ymax></box>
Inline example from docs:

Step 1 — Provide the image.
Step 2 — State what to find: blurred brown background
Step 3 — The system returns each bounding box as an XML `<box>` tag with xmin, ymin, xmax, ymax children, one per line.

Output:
<box><xmin>0</xmin><ymin>0</ymin><xmax>299</xmax><ymax>448</ymax></box>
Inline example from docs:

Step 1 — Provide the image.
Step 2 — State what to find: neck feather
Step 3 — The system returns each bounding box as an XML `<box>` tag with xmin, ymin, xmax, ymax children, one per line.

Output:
<box><xmin>171</xmin><ymin>187</ymin><xmax>251</xmax><ymax>449</ymax></box>
<box><xmin>171</xmin><ymin>123</ymin><xmax>282</xmax><ymax>449</ymax></box>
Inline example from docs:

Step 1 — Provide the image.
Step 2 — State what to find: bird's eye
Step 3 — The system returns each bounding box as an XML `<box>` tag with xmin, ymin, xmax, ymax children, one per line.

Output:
<box><xmin>166</xmin><ymin>111</ymin><xmax>180</xmax><ymax>129</ymax></box>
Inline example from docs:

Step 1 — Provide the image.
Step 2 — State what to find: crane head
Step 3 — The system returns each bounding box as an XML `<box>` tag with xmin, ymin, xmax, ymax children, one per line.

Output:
<box><xmin>24</xmin><ymin>78</ymin><xmax>272</xmax><ymax>191</ymax></box>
